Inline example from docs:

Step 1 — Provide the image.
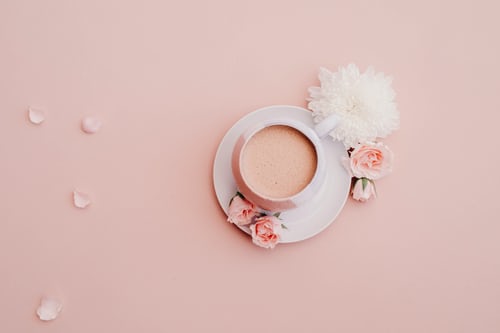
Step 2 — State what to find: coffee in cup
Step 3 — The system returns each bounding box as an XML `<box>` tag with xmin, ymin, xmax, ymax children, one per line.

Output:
<box><xmin>241</xmin><ymin>125</ymin><xmax>317</xmax><ymax>199</ymax></box>
<box><xmin>232</xmin><ymin>115</ymin><xmax>339</xmax><ymax>212</ymax></box>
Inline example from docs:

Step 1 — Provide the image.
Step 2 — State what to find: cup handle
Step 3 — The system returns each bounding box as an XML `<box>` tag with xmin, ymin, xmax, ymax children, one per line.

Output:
<box><xmin>314</xmin><ymin>114</ymin><xmax>340</xmax><ymax>138</ymax></box>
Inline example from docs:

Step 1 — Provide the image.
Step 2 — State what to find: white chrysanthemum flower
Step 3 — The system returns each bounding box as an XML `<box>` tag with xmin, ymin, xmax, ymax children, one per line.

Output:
<box><xmin>308</xmin><ymin>64</ymin><xmax>400</xmax><ymax>148</ymax></box>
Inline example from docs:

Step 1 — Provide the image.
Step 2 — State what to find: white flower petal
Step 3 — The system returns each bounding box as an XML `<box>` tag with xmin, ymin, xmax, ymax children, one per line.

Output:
<box><xmin>81</xmin><ymin>117</ymin><xmax>102</xmax><ymax>134</ymax></box>
<box><xmin>28</xmin><ymin>107</ymin><xmax>45</xmax><ymax>125</ymax></box>
<box><xmin>36</xmin><ymin>297</ymin><xmax>62</xmax><ymax>321</ymax></box>
<box><xmin>73</xmin><ymin>190</ymin><xmax>91</xmax><ymax>208</ymax></box>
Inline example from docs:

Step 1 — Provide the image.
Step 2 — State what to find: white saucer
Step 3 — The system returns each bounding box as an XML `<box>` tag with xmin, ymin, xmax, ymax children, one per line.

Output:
<box><xmin>213</xmin><ymin>105</ymin><xmax>350</xmax><ymax>243</ymax></box>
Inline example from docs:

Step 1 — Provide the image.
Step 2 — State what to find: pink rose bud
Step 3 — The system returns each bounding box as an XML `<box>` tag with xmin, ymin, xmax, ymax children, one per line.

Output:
<box><xmin>227</xmin><ymin>195</ymin><xmax>257</xmax><ymax>226</ymax></box>
<box><xmin>346</xmin><ymin>142</ymin><xmax>393</xmax><ymax>180</ymax></box>
<box><xmin>352</xmin><ymin>178</ymin><xmax>376</xmax><ymax>202</ymax></box>
<box><xmin>250</xmin><ymin>215</ymin><xmax>283</xmax><ymax>249</ymax></box>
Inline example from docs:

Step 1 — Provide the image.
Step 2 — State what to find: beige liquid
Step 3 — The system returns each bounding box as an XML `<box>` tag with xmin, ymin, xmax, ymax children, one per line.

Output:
<box><xmin>241</xmin><ymin>125</ymin><xmax>317</xmax><ymax>199</ymax></box>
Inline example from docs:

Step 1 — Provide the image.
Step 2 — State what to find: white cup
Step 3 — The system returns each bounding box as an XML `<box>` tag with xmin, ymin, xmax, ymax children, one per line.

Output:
<box><xmin>231</xmin><ymin>114</ymin><xmax>339</xmax><ymax>212</ymax></box>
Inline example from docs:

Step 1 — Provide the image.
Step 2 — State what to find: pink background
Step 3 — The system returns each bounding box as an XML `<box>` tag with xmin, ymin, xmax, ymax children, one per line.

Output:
<box><xmin>1</xmin><ymin>0</ymin><xmax>499</xmax><ymax>332</ymax></box>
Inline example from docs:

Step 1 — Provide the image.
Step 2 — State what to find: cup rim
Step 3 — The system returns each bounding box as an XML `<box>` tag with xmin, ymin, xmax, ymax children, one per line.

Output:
<box><xmin>237</xmin><ymin>119</ymin><xmax>325</xmax><ymax>205</ymax></box>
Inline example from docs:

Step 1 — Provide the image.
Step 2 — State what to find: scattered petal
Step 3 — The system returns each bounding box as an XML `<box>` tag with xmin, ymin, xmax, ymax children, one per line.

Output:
<box><xmin>81</xmin><ymin>116</ymin><xmax>102</xmax><ymax>134</ymax></box>
<box><xmin>36</xmin><ymin>297</ymin><xmax>62</xmax><ymax>321</ymax></box>
<box><xmin>28</xmin><ymin>107</ymin><xmax>45</xmax><ymax>125</ymax></box>
<box><xmin>73</xmin><ymin>190</ymin><xmax>91</xmax><ymax>208</ymax></box>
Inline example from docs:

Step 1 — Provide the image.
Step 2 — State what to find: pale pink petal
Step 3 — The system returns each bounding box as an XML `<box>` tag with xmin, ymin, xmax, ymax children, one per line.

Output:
<box><xmin>36</xmin><ymin>297</ymin><xmax>62</xmax><ymax>321</ymax></box>
<box><xmin>81</xmin><ymin>116</ymin><xmax>102</xmax><ymax>134</ymax></box>
<box><xmin>28</xmin><ymin>107</ymin><xmax>45</xmax><ymax>125</ymax></box>
<box><xmin>73</xmin><ymin>190</ymin><xmax>91</xmax><ymax>208</ymax></box>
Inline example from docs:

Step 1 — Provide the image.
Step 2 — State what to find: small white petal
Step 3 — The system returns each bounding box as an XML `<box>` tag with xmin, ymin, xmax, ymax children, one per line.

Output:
<box><xmin>73</xmin><ymin>190</ymin><xmax>91</xmax><ymax>208</ymax></box>
<box><xmin>36</xmin><ymin>297</ymin><xmax>62</xmax><ymax>321</ymax></box>
<box><xmin>28</xmin><ymin>107</ymin><xmax>45</xmax><ymax>125</ymax></box>
<box><xmin>81</xmin><ymin>117</ymin><xmax>102</xmax><ymax>134</ymax></box>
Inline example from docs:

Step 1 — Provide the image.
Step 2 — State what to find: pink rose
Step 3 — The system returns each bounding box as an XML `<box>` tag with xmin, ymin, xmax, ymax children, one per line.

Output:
<box><xmin>352</xmin><ymin>178</ymin><xmax>376</xmax><ymax>202</ymax></box>
<box><xmin>345</xmin><ymin>142</ymin><xmax>393</xmax><ymax>180</ymax></box>
<box><xmin>227</xmin><ymin>195</ymin><xmax>257</xmax><ymax>226</ymax></box>
<box><xmin>250</xmin><ymin>216</ymin><xmax>283</xmax><ymax>249</ymax></box>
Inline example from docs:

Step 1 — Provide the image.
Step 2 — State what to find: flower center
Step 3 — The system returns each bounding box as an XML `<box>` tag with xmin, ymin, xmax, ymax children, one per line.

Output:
<box><xmin>345</xmin><ymin>96</ymin><xmax>361</xmax><ymax>114</ymax></box>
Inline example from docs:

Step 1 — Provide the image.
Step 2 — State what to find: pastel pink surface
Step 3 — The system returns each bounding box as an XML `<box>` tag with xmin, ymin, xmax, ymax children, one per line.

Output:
<box><xmin>0</xmin><ymin>1</ymin><xmax>499</xmax><ymax>333</ymax></box>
